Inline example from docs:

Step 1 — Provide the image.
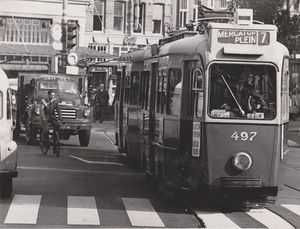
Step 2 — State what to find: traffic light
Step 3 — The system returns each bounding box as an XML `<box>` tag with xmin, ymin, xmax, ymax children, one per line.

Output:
<box><xmin>61</xmin><ymin>22</ymin><xmax>77</xmax><ymax>51</ymax></box>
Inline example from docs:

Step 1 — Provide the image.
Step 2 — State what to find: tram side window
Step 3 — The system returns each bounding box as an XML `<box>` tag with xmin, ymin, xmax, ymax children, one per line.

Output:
<box><xmin>124</xmin><ymin>75</ymin><xmax>130</xmax><ymax>104</ymax></box>
<box><xmin>7</xmin><ymin>89</ymin><xmax>11</xmax><ymax>120</ymax></box>
<box><xmin>140</xmin><ymin>71</ymin><xmax>150</xmax><ymax>109</ymax></box>
<box><xmin>156</xmin><ymin>70</ymin><xmax>166</xmax><ymax>114</ymax></box>
<box><xmin>209</xmin><ymin>64</ymin><xmax>277</xmax><ymax>120</ymax></box>
<box><xmin>130</xmin><ymin>72</ymin><xmax>139</xmax><ymax>105</ymax></box>
<box><xmin>166</xmin><ymin>68</ymin><xmax>182</xmax><ymax>115</ymax></box>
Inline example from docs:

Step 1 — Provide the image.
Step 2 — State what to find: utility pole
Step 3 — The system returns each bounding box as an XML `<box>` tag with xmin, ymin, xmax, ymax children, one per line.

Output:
<box><xmin>59</xmin><ymin>0</ymin><xmax>68</xmax><ymax>73</ymax></box>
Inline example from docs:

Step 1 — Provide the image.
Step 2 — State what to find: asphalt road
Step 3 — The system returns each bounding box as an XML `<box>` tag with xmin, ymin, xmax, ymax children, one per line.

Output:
<box><xmin>0</xmin><ymin>127</ymin><xmax>200</xmax><ymax>228</ymax></box>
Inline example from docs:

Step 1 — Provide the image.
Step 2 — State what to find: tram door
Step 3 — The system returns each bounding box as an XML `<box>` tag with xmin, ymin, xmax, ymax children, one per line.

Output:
<box><xmin>141</xmin><ymin>62</ymin><xmax>158</xmax><ymax>174</ymax></box>
<box><xmin>178</xmin><ymin>60</ymin><xmax>205</xmax><ymax>189</ymax></box>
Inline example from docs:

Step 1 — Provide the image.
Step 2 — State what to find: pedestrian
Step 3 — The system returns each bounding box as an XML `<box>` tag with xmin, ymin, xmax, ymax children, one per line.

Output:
<box><xmin>289</xmin><ymin>90</ymin><xmax>298</xmax><ymax>121</ymax></box>
<box><xmin>90</xmin><ymin>88</ymin><xmax>98</xmax><ymax>122</ymax></box>
<box><xmin>96</xmin><ymin>83</ymin><xmax>109</xmax><ymax>123</ymax></box>
<box><xmin>295</xmin><ymin>88</ymin><xmax>300</xmax><ymax>120</ymax></box>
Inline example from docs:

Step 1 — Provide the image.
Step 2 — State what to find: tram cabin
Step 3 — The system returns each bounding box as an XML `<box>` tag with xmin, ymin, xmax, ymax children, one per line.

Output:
<box><xmin>115</xmin><ymin>9</ymin><xmax>289</xmax><ymax>205</ymax></box>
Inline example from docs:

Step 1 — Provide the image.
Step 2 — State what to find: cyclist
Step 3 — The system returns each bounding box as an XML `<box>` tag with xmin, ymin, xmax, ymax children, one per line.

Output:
<box><xmin>40</xmin><ymin>89</ymin><xmax>62</xmax><ymax>150</ymax></box>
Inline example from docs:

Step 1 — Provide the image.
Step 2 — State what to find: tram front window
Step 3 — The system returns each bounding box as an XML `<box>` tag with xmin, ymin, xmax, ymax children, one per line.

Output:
<box><xmin>209</xmin><ymin>64</ymin><xmax>276</xmax><ymax>120</ymax></box>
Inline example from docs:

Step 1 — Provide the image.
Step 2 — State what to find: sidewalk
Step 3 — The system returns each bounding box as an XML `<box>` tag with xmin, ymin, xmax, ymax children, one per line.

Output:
<box><xmin>288</xmin><ymin>120</ymin><xmax>300</xmax><ymax>133</ymax></box>
<box><xmin>91</xmin><ymin>120</ymin><xmax>115</xmax><ymax>133</ymax></box>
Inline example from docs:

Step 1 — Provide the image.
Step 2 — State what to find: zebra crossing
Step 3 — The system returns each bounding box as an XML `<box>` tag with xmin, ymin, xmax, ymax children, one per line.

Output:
<box><xmin>193</xmin><ymin>204</ymin><xmax>300</xmax><ymax>229</ymax></box>
<box><xmin>2</xmin><ymin>195</ymin><xmax>166</xmax><ymax>227</ymax></box>
<box><xmin>2</xmin><ymin>194</ymin><xmax>300</xmax><ymax>228</ymax></box>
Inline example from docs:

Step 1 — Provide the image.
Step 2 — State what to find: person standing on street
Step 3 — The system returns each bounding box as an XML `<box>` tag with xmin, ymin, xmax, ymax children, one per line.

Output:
<box><xmin>96</xmin><ymin>83</ymin><xmax>109</xmax><ymax>123</ymax></box>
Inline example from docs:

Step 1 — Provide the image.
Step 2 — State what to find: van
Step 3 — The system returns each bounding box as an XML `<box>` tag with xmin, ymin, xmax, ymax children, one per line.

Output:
<box><xmin>0</xmin><ymin>69</ymin><xmax>18</xmax><ymax>198</ymax></box>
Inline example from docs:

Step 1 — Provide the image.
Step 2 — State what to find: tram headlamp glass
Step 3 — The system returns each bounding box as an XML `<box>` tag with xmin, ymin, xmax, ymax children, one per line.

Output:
<box><xmin>232</xmin><ymin>152</ymin><xmax>252</xmax><ymax>172</ymax></box>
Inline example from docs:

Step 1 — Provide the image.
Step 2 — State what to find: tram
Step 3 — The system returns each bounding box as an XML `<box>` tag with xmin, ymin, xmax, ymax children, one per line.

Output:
<box><xmin>115</xmin><ymin>8</ymin><xmax>289</xmax><ymax>205</ymax></box>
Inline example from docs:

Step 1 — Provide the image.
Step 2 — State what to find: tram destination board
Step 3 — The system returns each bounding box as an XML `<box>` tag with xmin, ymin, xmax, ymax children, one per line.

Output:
<box><xmin>217</xmin><ymin>30</ymin><xmax>270</xmax><ymax>45</ymax></box>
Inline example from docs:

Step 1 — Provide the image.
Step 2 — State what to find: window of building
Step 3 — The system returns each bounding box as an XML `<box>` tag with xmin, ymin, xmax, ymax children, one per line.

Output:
<box><xmin>220</xmin><ymin>0</ymin><xmax>227</xmax><ymax>9</ymax></box>
<box><xmin>93</xmin><ymin>0</ymin><xmax>104</xmax><ymax>31</ymax></box>
<box><xmin>1</xmin><ymin>17</ymin><xmax>49</xmax><ymax>43</ymax></box>
<box><xmin>133</xmin><ymin>2</ymin><xmax>145</xmax><ymax>33</ymax></box>
<box><xmin>153</xmin><ymin>4</ymin><xmax>163</xmax><ymax>34</ymax></box>
<box><xmin>88</xmin><ymin>44</ymin><xmax>107</xmax><ymax>62</ymax></box>
<box><xmin>114</xmin><ymin>1</ymin><xmax>125</xmax><ymax>32</ymax></box>
<box><xmin>180</xmin><ymin>0</ymin><xmax>188</xmax><ymax>28</ymax></box>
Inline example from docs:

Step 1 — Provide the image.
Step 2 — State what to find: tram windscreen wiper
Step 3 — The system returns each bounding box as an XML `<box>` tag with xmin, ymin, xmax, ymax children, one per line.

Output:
<box><xmin>221</xmin><ymin>75</ymin><xmax>245</xmax><ymax>116</ymax></box>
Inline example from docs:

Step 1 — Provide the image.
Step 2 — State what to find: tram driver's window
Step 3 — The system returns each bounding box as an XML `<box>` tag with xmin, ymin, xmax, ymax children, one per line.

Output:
<box><xmin>193</xmin><ymin>68</ymin><xmax>204</xmax><ymax>118</ymax></box>
<box><xmin>209</xmin><ymin>64</ymin><xmax>277</xmax><ymax>120</ymax></box>
<box><xmin>7</xmin><ymin>90</ymin><xmax>11</xmax><ymax>120</ymax></box>
<box><xmin>167</xmin><ymin>68</ymin><xmax>182</xmax><ymax>115</ymax></box>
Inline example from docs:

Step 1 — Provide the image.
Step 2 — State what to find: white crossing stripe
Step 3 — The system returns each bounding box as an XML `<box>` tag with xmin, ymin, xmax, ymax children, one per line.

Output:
<box><xmin>194</xmin><ymin>210</ymin><xmax>240</xmax><ymax>228</ymax></box>
<box><xmin>122</xmin><ymin>198</ymin><xmax>165</xmax><ymax>227</ymax></box>
<box><xmin>247</xmin><ymin>208</ymin><xmax>294</xmax><ymax>229</ymax></box>
<box><xmin>282</xmin><ymin>204</ymin><xmax>300</xmax><ymax>216</ymax></box>
<box><xmin>67</xmin><ymin>196</ymin><xmax>100</xmax><ymax>225</ymax></box>
<box><xmin>4</xmin><ymin>195</ymin><xmax>41</xmax><ymax>224</ymax></box>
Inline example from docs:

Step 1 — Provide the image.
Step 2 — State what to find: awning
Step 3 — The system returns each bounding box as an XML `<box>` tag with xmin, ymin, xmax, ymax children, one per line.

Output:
<box><xmin>0</xmin><ymin>43</ymin><xmax>57</xmax><ymax>56</ymax></box>
<box><xmin>75</xmin><ymin>46</ymin><xmax>115</xmax><ymax>59</ymax></box>
<box><xmin>0</xmin><ymin>43</ymin><xmax>115</xmax><ymax>59</ymax></box>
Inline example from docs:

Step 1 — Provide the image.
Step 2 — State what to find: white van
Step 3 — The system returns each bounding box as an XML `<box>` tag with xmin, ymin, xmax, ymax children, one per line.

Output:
<box><xmin>0</xmin><ymin>69</ymin><xmax>18</xmax><ymax>198</ymax></box>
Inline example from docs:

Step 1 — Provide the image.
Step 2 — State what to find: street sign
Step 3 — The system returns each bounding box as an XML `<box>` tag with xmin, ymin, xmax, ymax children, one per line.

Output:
<box><xmin>67</xmin><ymin>51</ymin><xmax>79</xmax><ymax>66</ymax></box>
<box><xmin>66</xmin><ymin>65</ymin><xmax>79</xmax><ymax>75</ymax></box>
<box><xmin>52</xmin><ymin>41</ymin><xmax>62</xmax><ymax>51</ymax></box>
<box><xmin>51</xmin><ymin>23</ymin><xmax>62</xmax><ymax>42</ymax></box>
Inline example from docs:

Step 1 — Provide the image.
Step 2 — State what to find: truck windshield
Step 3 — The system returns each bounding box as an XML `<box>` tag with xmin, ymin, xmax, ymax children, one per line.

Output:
<box><xmin>38</xmin><ymin>80</ymin><xmax>79</xmax><ymax>94</ymax></box>
<box><xmin>209</xmin><ymin>63</ymin><xmax>277</xmax><ymax>120</ymax></box>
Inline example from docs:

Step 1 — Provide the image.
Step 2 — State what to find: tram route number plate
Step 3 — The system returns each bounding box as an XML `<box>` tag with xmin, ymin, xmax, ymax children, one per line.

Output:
<box><xmin>60</xmin><ymin>125</ymin><xmax>71</xmax><ymax>130</ymax></box>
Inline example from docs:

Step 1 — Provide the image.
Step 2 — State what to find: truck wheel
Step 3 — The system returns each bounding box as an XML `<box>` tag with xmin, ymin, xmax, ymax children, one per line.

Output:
<box><xmin>79</xmin><ymin>130</ymin><xmax>90</xmax><ymax>147</ymax></box>
<box><xmin>25</xmin><ymin>119</ymin><xmax>36</xmax><ymax>145</ymax></box>
<box><xmin>0</xmin><ymin>175</ymin><xmax>13</xmax><ymax>198</ymax></box>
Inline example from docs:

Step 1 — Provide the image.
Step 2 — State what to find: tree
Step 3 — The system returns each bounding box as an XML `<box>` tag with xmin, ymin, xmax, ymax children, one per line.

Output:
<box><xmin>235</xmin><ymin>0</ymin><xmax>300</xmax><ymax>54</ymax></box>
<box><xmin>236</xmin><ymin>0</ymin><xmax>284</xmax><ymax>24</ymax></box>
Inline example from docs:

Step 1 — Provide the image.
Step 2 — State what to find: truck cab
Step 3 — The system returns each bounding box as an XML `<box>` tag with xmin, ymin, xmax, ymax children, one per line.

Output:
<box><xmin>16</xmin><ymin>74</ymin><xmax>92</xmax><ymax>147</ymax></box>
<box><xmin>0</xmin><ymin>69</ymin><xmax>18</xmax><ymax>198</ymax></box>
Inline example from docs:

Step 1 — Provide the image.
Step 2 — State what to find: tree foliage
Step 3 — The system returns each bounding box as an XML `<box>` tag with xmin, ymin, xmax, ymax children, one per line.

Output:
<box><xmin>235</xmin><ymin>0</ymin><xmax>300</xmax><ymax>54</ymax></box>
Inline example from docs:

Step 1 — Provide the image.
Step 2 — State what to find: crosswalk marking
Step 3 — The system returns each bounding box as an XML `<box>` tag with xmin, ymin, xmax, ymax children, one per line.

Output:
<box><xmin>4</xmin><ymin>195</ymin><xmax>41</xmax><ymax>224</ymax></box>
<box><xmin>282</xmin><ymin>204</ymin><xmax>300</xmax><ymax>216</ymax></box>
<box><xmin>246</xmin><ymin>208</ymin><xmax>294</xmax><ymax>229</ymax></box>
<box><xmin>67</xmin><ymin>196</ymin><xmax>100</xmax><ymax>225</ymax></box>
<box><xmin>122</xmin><ymin>198</ymin><xmax>165</xmax><ymax>227</ymax></box>
<box><xmin>194</xmin><ymin>211</ymin><xmax>241</xmax><ymax>228</ymax></box>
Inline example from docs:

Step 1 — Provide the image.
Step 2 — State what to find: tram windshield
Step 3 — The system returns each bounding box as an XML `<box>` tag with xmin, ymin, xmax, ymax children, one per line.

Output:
<box><xmin>209</xmin><ymin>63</ymin><xmax>277</xmax><ymax>120</ymax></box>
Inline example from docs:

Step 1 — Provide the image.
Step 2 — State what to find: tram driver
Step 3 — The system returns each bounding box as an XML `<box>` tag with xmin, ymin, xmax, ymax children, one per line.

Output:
<box><xmin>220</xmin><ymin>73</ymin><xmax>268</xmax><ymax>117</ymax></box>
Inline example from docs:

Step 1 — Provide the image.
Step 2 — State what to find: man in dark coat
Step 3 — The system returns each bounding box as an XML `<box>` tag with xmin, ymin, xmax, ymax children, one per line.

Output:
<box><xmin>96</xmin><ymin>83</ymin><xmax>109</xmax><ymax>123</ymax></box>
<box><xmin>40</xmin><ymin>89</ymin><xmax>62</xmax><ymax>143</ymax></box>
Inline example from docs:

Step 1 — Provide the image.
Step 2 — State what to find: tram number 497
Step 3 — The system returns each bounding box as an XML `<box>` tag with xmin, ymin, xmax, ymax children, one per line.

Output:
<box><xmin>231</xmin><ymin>131</ymin><xmax>257</xmax><ymax>141</ymax></box>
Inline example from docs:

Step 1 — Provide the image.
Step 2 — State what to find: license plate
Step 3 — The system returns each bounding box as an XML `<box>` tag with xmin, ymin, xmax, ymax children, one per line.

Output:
<box><xmin>60</xmin><ymin>125</ymin><xmax>71</xmax><ymax>130</ymax></box>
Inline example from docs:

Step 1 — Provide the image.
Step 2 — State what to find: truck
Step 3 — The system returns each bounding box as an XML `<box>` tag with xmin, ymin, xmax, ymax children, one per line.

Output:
<box><xmin>0</xmin><ymin>69</ymin><xmax>18</xmax><ymax>198</ymax></box>
<box><xmin>15</xmin><ymin>73</ymin><xmax>93</xmax><ymax>147</ymax></box>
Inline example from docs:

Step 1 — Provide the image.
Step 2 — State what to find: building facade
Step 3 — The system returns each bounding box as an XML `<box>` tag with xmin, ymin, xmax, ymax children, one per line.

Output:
<box><xmin>0</xmin><ymin>0</ymin><xmax>223</xmax><ymax>85</ymax></box>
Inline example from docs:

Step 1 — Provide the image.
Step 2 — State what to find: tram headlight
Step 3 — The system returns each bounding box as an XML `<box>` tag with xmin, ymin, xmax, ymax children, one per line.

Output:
<box><xmin>232</xmin><ymin>152</ymin><xmax>252</xmax><ymax>172</ymax></box>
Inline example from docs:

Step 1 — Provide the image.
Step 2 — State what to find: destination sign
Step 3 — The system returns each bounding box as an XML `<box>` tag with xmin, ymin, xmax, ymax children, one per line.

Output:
<box><xmin>217</xmin><ymin>30</ymin><xmax>270</xmax><ymax>45</ymax></box>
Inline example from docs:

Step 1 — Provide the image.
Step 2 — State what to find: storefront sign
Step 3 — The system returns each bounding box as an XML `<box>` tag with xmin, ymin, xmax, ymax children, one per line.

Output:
<box><xmin>123</xmin><ymin>35</ymin><xmax>137</xmax><ymax>46</ymax></box>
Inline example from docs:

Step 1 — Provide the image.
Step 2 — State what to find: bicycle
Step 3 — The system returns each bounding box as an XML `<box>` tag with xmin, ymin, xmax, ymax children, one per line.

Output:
<box><xmin>40</xmin><ymin>123</ymin><xmax>60</xmax><ymax>157</ymax></box>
